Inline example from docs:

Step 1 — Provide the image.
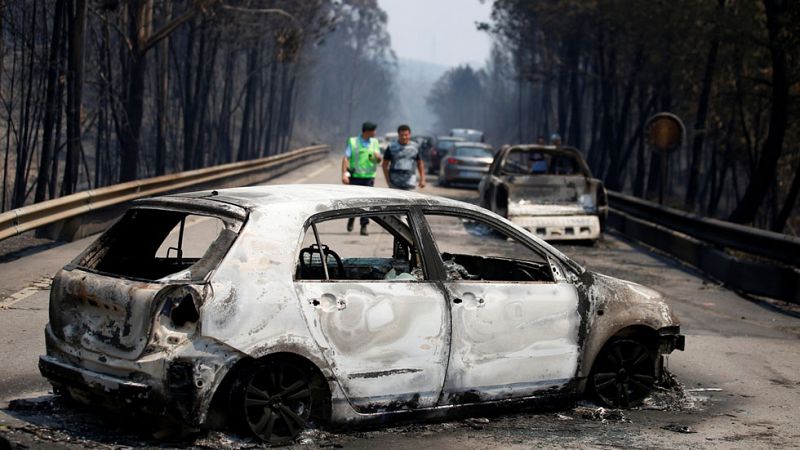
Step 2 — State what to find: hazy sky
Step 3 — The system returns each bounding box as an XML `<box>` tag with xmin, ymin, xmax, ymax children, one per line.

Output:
<box><xmin>378</xmin><ymin>0</ymin><xmax>494</xmax><ymax>68</ymax></box>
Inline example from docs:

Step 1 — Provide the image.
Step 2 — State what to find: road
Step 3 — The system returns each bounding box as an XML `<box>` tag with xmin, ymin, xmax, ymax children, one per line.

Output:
<box><xmin>1</xmin><ymin>155</ymin><xmax>799</xmax><ymax>449</ymax></box>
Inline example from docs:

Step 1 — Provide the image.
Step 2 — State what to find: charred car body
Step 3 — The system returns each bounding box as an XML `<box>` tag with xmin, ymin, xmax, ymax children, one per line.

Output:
<box><xmin>40</xmin><ymin>185</ymin><xmax>682</xmax><ymax>444</ymax></box>
<box><xmin>479</xmin><ymin>145</ymin><xmax>608</xmax><ymax>241</ymax></box>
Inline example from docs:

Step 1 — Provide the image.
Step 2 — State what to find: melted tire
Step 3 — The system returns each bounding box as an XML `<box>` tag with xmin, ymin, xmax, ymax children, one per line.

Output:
<box><xmin>589</xmin><ymin>338</ymin><xmax>657</xmax><ymax>408</ymax></box>
<box><xmin>230</xmin><ymin>359</ymin><xmax>325</xmax><ymax>445</ymax></box>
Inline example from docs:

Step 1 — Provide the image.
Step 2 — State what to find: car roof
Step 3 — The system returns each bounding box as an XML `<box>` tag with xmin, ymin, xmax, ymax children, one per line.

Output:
<box><xmin>498</xmin><ymin>145</ymin><xmax>593</xmax><ymax>177</ymax></box>
<box><xmin>157</xmin><ymin>184</ymin><xmax>580</xmax><ymax>273</ymax></box>
<box><xmin>503</xmin><ymin>144</ymin><xmax>582</xmax><ymax>157</ymax></box>
<box><xmin>453</xmin><ymin>141</ymin><xmax>492</xmax><ymax>148</ymax></box>
<box><xmin>167</xmin><ymin>184</ymin><xmax>477</xmax><ymax>214</ymax></box>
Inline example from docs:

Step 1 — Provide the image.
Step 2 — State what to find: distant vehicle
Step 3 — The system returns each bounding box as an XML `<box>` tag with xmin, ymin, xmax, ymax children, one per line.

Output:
<box><xmin>478</xmin><ymin>145</ymin><xmax>608</xmax><ymax>242</ymax></box>
<box><xmin>449</xmin><ymin>128</ymin><xmax>484</xmax><ymax>143</ymax></box>
<box><xmin>428</xmin><ymin>136</ymin><xmax>464</xmax><ymax>174</ymax></box>
<box><xmin>438</xmin><ymin>142</ymin><xmax>494</xmax><ymax>187</ymax></box>
<box><xmin>411</xmin><ymin>135</ymin><xmax>435</xmax><ymax>162</ymax></box>
<box><xmin>380</xmin><ymin>132</ymin><xmax>399</xmax><ymax>152</ymax></box>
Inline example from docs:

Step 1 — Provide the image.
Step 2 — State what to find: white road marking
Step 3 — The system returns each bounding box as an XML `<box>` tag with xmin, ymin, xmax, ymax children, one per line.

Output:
<box><xmin>295</xmin><ymin>161</ymin><xmax>334</xmax><ymax>184</ymax></box>
<box><xmin>0</xmin><ymin>276</ymin><xmax>52</xmax><ymax>309</ymax></box>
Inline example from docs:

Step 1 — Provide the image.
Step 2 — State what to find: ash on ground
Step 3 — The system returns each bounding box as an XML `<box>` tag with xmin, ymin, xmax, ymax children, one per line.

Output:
<box><xmin>639</xmin><ymin>370</ymin><xmax>707</xmax><ymax>411</ymax></box>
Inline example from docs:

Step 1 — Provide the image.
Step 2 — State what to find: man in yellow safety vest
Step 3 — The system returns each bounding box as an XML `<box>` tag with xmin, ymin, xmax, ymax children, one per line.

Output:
<box><xmin>341</xmin><ymin>121</ymin><xmax>382</xmax><ymax>235</ymax></box>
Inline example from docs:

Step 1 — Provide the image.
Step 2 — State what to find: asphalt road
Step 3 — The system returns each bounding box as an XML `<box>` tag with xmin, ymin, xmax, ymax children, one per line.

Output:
<box><xmin>1</xmin><ymin>155</ymin><xmax>798</xmax><ymax>449</ymax></box>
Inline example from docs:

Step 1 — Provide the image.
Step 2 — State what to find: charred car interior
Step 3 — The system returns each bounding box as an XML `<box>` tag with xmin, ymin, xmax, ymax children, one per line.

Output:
<box><xmin>74</xmin><ymin>207</ymin><xmax>240</xmax><ymax>281</ymax></box>
<box><xmin>296</xmin><ymin>214</ymin><xmax>423</xmax><ymax>281</ymax></box>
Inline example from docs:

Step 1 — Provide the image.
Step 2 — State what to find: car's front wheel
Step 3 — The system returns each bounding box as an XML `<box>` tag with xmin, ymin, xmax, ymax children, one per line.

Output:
<box><xmin>230</xmin><ymin>359</ymin><xmax>321</xmax><ymax>444</ymax></box>
<box><xmin>589</xmin><ymin>338</ymin><xmax>657</xmax><ymax>408</ymax></box>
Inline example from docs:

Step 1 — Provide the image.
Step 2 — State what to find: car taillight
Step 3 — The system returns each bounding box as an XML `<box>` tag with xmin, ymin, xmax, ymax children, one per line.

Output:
<box><xmin>447</xmin><ymin>157</ymin><xmax>459</xmax><ymax>164</ymax></box>
<box><xmin>158</xmin><ymin>285</ymin><xmax>202</xmax><ymax>329</ymax></box>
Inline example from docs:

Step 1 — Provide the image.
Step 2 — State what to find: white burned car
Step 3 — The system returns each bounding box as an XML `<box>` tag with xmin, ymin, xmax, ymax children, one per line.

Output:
<box><xmin>479</xmin><ymin>145</ymin><xmax>608</xmax><ymax>241</ymax></box>
<box><xmin>40</xmin><ymin>185</ymin><xmax>683</xmax><ymax>444</ymax></box>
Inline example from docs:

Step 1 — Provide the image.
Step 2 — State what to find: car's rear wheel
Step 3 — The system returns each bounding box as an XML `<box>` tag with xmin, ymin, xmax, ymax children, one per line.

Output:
<box><xmin>231</xmin><ymin>359</ymin><xmax>317</xmax><ymax>444</ymax></box>
<box><xmin>589</xmin><ymin>338</ymin><xmax>656</xmax><ymax>408</ymax></box>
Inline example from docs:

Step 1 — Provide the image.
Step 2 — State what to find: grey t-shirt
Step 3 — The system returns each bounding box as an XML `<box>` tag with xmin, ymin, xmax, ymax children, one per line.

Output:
<box><xmin>384</xmin><ymin>141</ymin><xmax>420</xmax><ymax>189</ymax></box>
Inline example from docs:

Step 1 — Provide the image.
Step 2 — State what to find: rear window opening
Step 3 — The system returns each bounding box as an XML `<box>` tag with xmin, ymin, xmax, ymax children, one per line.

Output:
<box><xmin>74</xmin><ymin>208</ymin><xmax>242</xmax><ymax>282</ymax></box>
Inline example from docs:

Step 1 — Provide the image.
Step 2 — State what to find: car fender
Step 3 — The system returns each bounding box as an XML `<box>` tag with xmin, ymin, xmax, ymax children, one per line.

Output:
<box><xmin>573</xmin><ymin>271</ymin><xmax>680</xmax><ymax>385</ymax></box>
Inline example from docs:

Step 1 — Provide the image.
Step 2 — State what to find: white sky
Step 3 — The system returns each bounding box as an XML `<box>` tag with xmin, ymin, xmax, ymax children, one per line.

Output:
<box><xmin>378</xmin><ymin>0</ymin><xmax>494</xmax><ymax>67</ymax></box>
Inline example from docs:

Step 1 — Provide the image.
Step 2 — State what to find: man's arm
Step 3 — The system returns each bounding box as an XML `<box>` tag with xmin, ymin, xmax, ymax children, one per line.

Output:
<box><xmin>341</xmin><ymin>156</ymin><xmax>350</xmax><ymax>184</ymax></box>
<box><xmin>381</xmin><ymin>159</ymin><xmax>391</xmax><ymax>186</ymax></box>
<box><xmin>417</xmin><ymin>159</ymin><xmax>426</xmax><ymax>188</ymax></box>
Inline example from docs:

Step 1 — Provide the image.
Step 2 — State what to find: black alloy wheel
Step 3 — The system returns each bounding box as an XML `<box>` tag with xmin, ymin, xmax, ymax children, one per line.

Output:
<box><xmin>235</xmin><ymin>360</ymin><xmax>314</xmax><ymax>444</ymax></box>
<box><xmin>590</xmin><ymin>338</ymin><xmax>656</xmax><ymax>408</ymax></box>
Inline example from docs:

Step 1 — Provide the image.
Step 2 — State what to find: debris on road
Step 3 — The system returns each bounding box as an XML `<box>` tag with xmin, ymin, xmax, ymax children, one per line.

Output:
<box><xmin>662</xmin><ymin>423</ymin><xmax>697</xmax><ymax>434</ymax></box>
<box><xmin>641</xmin><ymin>371</ymin><xmax>706</xmax><ymax>412</ymax></box>
<box><xmin>464</xmin><ymin>417</ymin><xmax>490</xmax><ymax>429</ymax></box>
<box><xmin>573</xmin><ymin>406</ymin><xmax>630</xmax><ymax>423</ymax></box>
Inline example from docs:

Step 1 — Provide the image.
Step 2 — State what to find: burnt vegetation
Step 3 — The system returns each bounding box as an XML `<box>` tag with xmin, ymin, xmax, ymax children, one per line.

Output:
<box><xmin>427</xmin><ymin>0</ymin><xmax>799</xmax><ymax>233</ymax></box>
<box><xmin>0</xmin><ymin>0</ymin><xmax>396</xmax><ymax>211</ymax></box>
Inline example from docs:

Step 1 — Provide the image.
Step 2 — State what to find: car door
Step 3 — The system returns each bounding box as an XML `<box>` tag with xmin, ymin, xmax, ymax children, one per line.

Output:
<box><xmin>419</xmin><ymin>209</ymin><xmax>581</xmax><ymax>405</ymax></box>
<box><xmin>293</xmin><ymin>209</ymin><xmax>450</xmax><ymax>413</ymax></box>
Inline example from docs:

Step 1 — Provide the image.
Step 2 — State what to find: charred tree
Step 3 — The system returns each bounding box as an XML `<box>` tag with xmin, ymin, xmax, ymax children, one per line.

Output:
<box><xmin>729</xmin><ymin>0</ymin><xmax>789</xmax><ymax>224</ymax></box>
<box><xmin>35</xmin><ymin>0</ymin><xmax>66</xmax><ymax>203</ymax></box>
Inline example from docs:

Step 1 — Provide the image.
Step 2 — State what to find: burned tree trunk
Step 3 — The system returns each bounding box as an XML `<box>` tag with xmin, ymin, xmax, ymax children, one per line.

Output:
<box><xmin>35</xmin><ymin>0</ymin><xmax>66</xmax><ymax>203</ymax></box>
<box><xmin>62</xmin><ymin>0</ymin><xmax>87</xmax><ymax>195</ymax></box>
<box><xmin>729</xmin><ymin>0</ymin><xmax>789</xmax><ymax>224</ymax></box>
<box><xmin>684</xmin><ymin>1</ymin><xmax>723</xmax><ymax>211</ymax></box>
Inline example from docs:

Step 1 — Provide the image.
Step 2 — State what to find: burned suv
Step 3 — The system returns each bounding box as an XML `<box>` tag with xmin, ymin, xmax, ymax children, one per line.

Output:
<box><xmin>40</xmin><ymin>185</ymin><xmax>681</xmax><ymax>444</ymax></box>
<box><xmin>479</xmin><ymin>145</ymin><xmax>608</xmax><ymax>241</ymax></box>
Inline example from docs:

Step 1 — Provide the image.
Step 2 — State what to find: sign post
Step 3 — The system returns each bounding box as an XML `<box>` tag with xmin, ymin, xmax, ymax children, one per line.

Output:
<box><xmin>645</xmin><ymin>113</ymin><xmax>685</xmax><ymax>205</ymax></box>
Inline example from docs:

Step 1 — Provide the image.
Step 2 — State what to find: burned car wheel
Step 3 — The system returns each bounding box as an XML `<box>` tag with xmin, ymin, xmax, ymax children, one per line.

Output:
<box><xmin>232</xmin><ymin>359</ymin><xmax>316</xmax><ymax>444</ymax></box>
<box><xmin>589</xmin><ymin>338</ymin><xmax>656</xmax><ymax>408</ymax></box>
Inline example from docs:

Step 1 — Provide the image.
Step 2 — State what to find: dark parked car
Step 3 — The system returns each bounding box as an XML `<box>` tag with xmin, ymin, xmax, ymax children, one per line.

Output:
<box><xmin>411</xmin><ymin>135</ymin><xmax>435</xmax><ymax>163</ymax></box>
<box><xmin>479</xmin><ymin>145</ymin><xmax>608</xmax><ymax>241</ymax></box>
<box><xmin>428</xmin><ymin>136</ymin><xmax>464</xmax><ymax>174</ymax></box>
<box><xmin>438</xmin><ymin>142</ymin><xmax>494</xmax><ymax>187</ymax></box>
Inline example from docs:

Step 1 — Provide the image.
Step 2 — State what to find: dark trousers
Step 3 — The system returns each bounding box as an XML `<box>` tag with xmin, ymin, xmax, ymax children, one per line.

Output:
<box><xmin>347</xmin><ymin>177</ymin><xmax>374</xmax><ymax>227</ymax></box>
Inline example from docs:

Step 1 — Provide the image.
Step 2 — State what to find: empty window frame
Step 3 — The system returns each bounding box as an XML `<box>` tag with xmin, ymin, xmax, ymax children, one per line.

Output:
<box><xmin>74</xmin><ymin>208</ymin><xmax>241</xmax><ymax>282</ymax></box>
<box><xmin>295</xmin><ymin>213</ymin><xmax>425</xmax><ymax>282</ymax></box>
<box><xmin>423</xmin><ymin>212</ymin><xmax>553</xmax><ymax>283</ymax></box>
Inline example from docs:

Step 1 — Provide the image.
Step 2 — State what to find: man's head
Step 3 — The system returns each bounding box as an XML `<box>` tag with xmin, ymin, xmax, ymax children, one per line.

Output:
<box><xmin>362</xmin><ymin>121</ymin><xmax>377</xmax><ymax>139</ymax></box>
<box><xmin>550</xmin><ymin>133</ymin><xmax>562</xmax><ymax>145</ymax></box>
<box><xmin>397</xmin><ymin>124</ymin><xmax>411</xmax><ymax>145</ymax></box>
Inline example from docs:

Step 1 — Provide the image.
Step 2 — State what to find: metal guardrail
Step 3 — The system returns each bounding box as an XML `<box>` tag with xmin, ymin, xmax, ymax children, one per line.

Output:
<box><xmin>608</xmin><ymin>191</ymin><xmax>800</xmax><ymax>266</ymax></box>
<box><xmin>607</xmin><ymin>191</ymin><xmax>799</xmax><ymax>303</ymax></box>
<box><xmin>0</xmin><ymin>145</ymin><xmax>329</xmax><ymax>242</ymax></box>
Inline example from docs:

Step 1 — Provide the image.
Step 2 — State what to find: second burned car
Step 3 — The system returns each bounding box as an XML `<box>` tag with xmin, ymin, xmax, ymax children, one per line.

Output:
<box><xmin>39</xmin><ymin>185</ymin><xmax>682</xmax><ymax>445</ymax></box>
<box><xmin>479</xmin><ymin>145</ymin><xmax>608</xmax><ymax>241</ymax></box>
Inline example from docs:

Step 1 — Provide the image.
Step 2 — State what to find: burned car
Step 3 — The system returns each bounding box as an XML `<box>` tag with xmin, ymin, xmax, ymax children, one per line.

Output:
<box><xmin>40</xmin><ymin>185</ymin><xmax>683</xmax><ymax>444</ymax></box>
<box><xmin>479</xmin><ymin>145</ymin><xmax>608</xmax><ymax>241</ymax></box>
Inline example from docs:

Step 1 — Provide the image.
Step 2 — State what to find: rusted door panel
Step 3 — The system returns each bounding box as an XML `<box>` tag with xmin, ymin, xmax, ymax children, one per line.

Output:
<box><xmin>440</xmin><ymin>281</ymin><xmax>581</xmax><ymax>404</ymax></box>
<box><xmin>294</xmin><ymin>282</ymin><xmax>449</xmax><ymax>412</ymax></box>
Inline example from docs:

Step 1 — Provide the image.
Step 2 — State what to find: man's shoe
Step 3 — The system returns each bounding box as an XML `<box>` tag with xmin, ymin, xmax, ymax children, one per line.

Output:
<box><xmin>360</xmin><ymin>225</ymin><xmax>369</xmax><ymax>236</ymax></box>
<box><xmin>347</xmin><ymin>220</ymin><xmax>354</xmax><ymax>232</ymax></box>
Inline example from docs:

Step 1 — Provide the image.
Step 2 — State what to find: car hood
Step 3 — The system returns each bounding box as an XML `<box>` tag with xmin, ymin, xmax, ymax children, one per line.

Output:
<box><xmin>577</xmin><ymin>271</ymin><xmax>679</xmax><ymax>327</ymax></box>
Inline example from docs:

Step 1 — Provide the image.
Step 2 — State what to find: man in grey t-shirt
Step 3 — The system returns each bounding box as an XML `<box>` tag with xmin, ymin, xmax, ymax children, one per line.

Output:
<box><xmin>382</xmin><ymin>124</ymin><xmax>426</xmax><ymax>190</ymax></box>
